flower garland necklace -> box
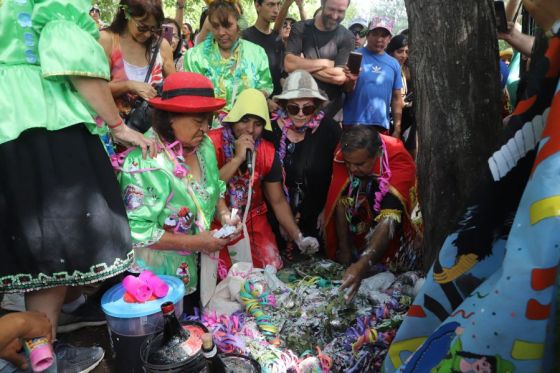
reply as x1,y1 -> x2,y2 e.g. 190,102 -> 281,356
157,137 -> 197,179
270,108 -> 324,165
157,136 -> 209,235
221,125 -> 260,210
345,137 -> 392,230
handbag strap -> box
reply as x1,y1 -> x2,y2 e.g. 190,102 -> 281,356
144,37 -> 163,83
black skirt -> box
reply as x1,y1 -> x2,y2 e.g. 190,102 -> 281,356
0,125 -> 133,292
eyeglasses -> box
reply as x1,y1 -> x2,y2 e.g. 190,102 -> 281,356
282,21 -> 293,29
129,16 -> 161,34
286,104 -> 316,116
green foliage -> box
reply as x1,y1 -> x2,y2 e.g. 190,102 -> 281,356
95,0 -> 119,23
94,0 -> 371,31
93,0 -> 404,33
498,39 -> 511,51
346,0 -> 408,33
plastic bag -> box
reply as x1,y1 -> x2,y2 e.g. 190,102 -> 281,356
206,262 -> 255,315
359,271 -> 396,293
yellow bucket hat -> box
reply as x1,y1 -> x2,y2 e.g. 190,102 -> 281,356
500,48 -> 513,58
222,89 -> 271,131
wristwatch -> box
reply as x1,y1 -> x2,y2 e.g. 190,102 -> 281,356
176,2 -> 185,9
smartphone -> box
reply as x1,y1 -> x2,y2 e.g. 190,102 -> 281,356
347,52 -> 363,75
162,25 -> 174,44
494,1 -> 508,33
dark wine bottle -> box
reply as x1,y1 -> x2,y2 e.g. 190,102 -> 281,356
161,301 -> 189,344
201,333 -> 227,373
148,302 -> 191,365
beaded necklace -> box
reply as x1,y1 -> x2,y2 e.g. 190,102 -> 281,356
203,35 -> 244,105
345,137 -> 391,231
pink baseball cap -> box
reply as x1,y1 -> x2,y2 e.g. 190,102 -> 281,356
368,16 -> 395,35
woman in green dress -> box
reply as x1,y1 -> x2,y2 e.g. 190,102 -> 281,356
184,0 -> 273,124
118,72 -> 241,311
0,0 -> 154,370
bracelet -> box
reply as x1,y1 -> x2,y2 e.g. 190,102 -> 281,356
545,20 -> 560,38
360,246 -> 376,259
108,118 -> 124,129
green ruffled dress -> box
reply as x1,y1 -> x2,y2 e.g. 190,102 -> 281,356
0,0 -> 133,292
0,0 -> 109,145
117,135 -> 226,295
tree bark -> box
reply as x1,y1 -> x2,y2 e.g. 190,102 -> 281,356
404,0 -> 503,270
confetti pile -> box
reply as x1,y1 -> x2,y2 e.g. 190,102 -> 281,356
186,259 -> 424,372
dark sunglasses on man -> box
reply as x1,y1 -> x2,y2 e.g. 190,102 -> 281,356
350,28 -> 368,38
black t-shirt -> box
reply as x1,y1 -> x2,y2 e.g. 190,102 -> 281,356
242,26 -> 284,96
285,20 -> 354,116
264,118 -> 341,235
263,152 -> 283,183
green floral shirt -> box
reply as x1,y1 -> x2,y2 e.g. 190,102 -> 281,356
117,135 -> 225,294
184,37 -> 273,115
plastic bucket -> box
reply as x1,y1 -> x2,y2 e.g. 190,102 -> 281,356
101,275 -> 185,372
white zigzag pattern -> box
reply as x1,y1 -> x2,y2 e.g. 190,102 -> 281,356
488,108 -> 550,181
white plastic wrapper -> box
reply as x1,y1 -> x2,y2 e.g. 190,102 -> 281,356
359,271 -> 396,293
357,289 -> 393,307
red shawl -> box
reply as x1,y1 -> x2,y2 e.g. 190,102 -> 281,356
324,134 -> 418,264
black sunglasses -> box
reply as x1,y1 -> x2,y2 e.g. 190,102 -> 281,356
283,21 -> 294,29
286,104 -> 316,116
351,29 -> 368,38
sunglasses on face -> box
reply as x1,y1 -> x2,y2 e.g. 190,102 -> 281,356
282,22 -> 293,29
286,103 -> 316,116
351,29 -> 368,38
129,16 -> 161,34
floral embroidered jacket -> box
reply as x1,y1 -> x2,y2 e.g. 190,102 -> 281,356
117,135 -> 225,294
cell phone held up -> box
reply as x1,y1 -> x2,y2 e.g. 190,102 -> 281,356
162,25 -> 174,44
494,0 -> 508,34
347,51 -> 362,75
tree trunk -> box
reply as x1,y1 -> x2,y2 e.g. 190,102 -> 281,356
404,0 -> 503,270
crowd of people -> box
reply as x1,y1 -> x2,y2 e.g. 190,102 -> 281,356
0,0 -> 558,371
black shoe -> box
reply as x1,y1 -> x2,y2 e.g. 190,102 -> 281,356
54,342 -> 104,373
57,297 -> 106,334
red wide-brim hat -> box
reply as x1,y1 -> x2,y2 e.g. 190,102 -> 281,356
149,72 -> 226,113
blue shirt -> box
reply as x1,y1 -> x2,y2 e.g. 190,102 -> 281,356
342,48 -> 402,129
499,59 -> 509,89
